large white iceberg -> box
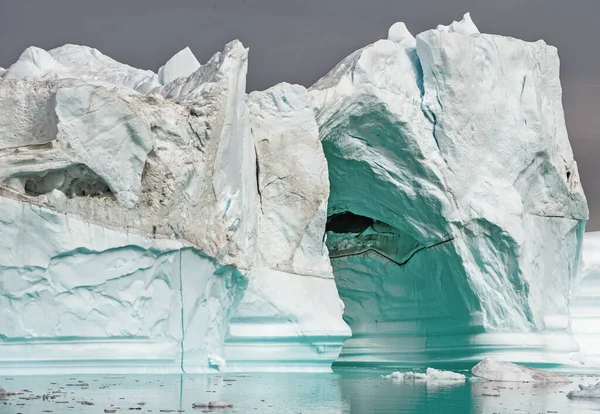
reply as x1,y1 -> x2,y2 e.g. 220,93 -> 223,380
0,41 -> 349,374
0,13 -> 592,373
311,13 -> 587,368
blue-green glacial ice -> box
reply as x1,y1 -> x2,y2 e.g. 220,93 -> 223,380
0,12 -> 596,375
311,13 -> 589,369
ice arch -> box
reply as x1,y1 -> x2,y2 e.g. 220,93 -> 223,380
310,15 -> 587,368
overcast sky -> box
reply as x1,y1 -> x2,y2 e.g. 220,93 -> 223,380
2,0 -> 599,228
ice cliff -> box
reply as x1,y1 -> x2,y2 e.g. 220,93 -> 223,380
0,13 -> 593,373
311,13 -> 588,368
0,41 -> 349,373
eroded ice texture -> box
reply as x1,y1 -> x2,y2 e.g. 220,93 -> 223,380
0,39 -> 348,373
310,13 -> 588,367
222,83 -> 350,371
0,197 -> 246,374
471,358 -> 570,383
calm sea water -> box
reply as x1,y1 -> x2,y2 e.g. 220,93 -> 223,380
2,371 -> 600,413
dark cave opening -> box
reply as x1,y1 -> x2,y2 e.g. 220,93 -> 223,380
326,212 -> 374,234
22,164 -> 113,199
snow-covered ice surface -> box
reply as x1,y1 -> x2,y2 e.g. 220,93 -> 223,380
311,13 -> 588,368
471,358 -> 571,382
0,12 -> 595,373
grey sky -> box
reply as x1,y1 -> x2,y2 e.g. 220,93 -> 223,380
2,0 -> 599,228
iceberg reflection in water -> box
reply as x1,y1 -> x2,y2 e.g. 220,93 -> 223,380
2,372 -> 600,414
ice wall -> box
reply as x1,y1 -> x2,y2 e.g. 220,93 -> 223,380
0,196 -> 247,374
0,41 -> 349,373
310,13 -> 588,368
223,83 -> 351,371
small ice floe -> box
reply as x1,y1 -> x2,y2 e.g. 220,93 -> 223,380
567,382 -> 600,399
471,358 -> 570,383
192,401 -> 233,409
0,387 -> 20,399
382,367 -> 466,381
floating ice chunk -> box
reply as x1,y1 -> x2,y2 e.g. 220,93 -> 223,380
567,382 -> 600,399
192,401 -> 233,408
383,371 -> 406,380
158,47 -> 201,85
383,368 -> 465,381
471,358 -> 571,383
0,387 -> 18,397
424,368 -> 466,381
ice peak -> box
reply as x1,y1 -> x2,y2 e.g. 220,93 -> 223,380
158,46 -> 201,85
222,39 -> 248,59
4,46 -> 69,79
436,12 -> 480,35
387,22 -> 416,47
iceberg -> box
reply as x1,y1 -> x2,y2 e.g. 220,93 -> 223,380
0,13 -> 592,373
471,358 -> 571,382
311,12 -> 587,368
0,40 -> 349,374
567,382 -> 600,399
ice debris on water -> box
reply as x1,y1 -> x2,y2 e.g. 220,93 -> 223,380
471,358 -> 571,383
192,401 -> 233,408
382,368 -> 466,381
567,382 -> 600,399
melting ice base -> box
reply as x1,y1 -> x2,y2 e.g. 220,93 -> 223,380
2,372 -> 600,414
